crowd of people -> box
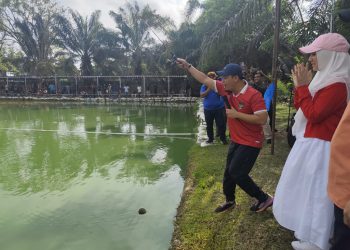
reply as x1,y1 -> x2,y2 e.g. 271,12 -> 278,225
177,32 -> 350,250
0,78 -> 191,98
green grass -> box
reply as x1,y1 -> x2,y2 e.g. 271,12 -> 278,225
171,104 -> 295,250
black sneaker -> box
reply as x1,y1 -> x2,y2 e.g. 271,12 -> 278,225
206,139 -> 213,144
214,201 -> 235,213
250,195 -> 273,212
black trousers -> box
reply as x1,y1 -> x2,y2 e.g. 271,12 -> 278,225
223,142 -> 267,202
331,205 -> 350,250
204,108 -> 226,142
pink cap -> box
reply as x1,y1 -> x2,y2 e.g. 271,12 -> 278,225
299,33 -> 350,54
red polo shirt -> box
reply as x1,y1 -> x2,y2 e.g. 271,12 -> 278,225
215,80 -> 266,148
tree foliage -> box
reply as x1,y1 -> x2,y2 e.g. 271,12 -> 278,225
0,49 -> 19,74
336,0 -> 350,41
0,0 -> 61,75
92,29 -> 127,76
110,1 -> 175,75
54,10 -> 105,76
170,0 -> 347,78
0,0 -> 348,80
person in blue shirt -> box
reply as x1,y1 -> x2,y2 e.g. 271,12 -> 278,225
48,83 -> 56,94
251,71 -> 275,144
200,71 -> 227,144
263,82 -> 275,144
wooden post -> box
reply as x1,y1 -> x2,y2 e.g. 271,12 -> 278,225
330,0 -> 335,32
271,0 -> 281,155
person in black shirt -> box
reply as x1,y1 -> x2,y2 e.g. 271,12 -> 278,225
251,71 -> 268,95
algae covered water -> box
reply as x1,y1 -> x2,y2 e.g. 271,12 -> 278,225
0,103 -> 197,250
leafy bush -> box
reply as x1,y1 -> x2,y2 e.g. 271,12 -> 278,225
277,80 -> 292,102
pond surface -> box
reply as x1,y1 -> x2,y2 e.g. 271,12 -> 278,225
0,103 -> 198,250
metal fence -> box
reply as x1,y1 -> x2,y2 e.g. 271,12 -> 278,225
0,75 -> 190,98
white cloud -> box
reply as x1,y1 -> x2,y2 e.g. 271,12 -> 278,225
54,0 -> 188,30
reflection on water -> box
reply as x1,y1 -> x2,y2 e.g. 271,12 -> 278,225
0,103 -> 197,250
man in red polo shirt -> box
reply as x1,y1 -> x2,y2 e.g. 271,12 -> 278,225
176,59 -> 273,213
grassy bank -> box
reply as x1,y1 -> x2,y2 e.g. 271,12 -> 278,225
171,104 -> 294,250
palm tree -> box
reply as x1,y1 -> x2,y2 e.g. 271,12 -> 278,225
93,29 -> 127,76
55,10 -> 104,76
168,22 -> 201,69
14,13 -> 56,75
110,1 -> 175,75
0,0 -> 60,75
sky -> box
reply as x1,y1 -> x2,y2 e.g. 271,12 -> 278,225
55,0 -> 189,30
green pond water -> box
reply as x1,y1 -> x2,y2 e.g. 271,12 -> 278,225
0,103 -> 198,250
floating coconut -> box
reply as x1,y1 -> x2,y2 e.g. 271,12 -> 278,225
138,208 -> 146,215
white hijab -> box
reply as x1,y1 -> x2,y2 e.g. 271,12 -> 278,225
292,50 -> 350,139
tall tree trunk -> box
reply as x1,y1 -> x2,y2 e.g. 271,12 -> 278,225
81,53 -> 93,76
133,50 -> 142,75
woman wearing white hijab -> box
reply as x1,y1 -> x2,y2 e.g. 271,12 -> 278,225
273,33 -> 350,250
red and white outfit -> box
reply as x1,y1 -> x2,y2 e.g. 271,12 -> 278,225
273,50 -> 350,250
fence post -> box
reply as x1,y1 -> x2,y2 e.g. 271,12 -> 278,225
6,77 -> 9,96
167,76 -> 170,97
75,77 -> 78,97
119,77 -> 121,96
55,75 -> 58,95
24,77 -> 27,95
143,76 -> 146,97
96,76 -> 99,98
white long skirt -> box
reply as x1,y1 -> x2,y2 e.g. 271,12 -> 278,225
273,137 -> 334,250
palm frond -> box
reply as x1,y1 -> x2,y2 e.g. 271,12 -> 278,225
246,17 -> 274,54
14,19 -> 39,59
185,0 -> 203,21
200,0 -> 273,55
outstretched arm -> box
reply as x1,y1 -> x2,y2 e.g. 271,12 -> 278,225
176,58 -> 216,90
